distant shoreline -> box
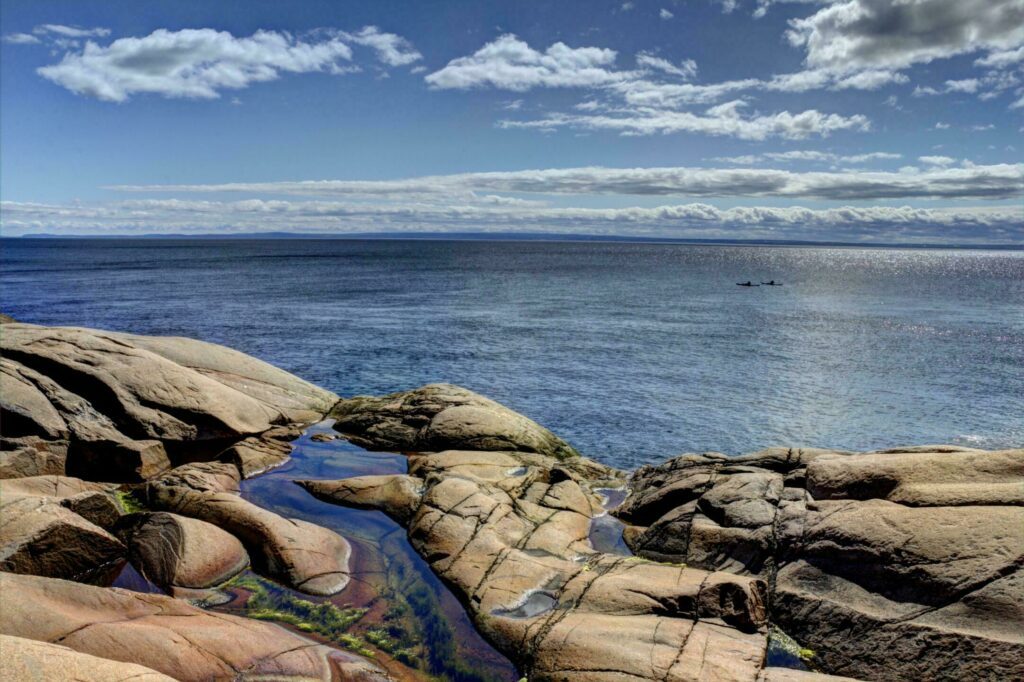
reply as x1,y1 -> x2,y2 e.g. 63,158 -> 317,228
7,232 -> 1023,250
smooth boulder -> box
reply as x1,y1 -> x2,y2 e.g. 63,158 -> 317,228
119,511 -> 249,592
331,383 -> 580,459
146,478 -> 351,595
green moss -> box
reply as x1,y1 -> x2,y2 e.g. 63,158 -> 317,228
114,489 -> 146,514
228,574 -> 369,654
768,625 -> 817,668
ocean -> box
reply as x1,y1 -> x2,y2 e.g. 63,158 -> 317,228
2,238 -> 1022,468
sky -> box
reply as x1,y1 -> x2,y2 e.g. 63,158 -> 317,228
1,0 -> 1022,244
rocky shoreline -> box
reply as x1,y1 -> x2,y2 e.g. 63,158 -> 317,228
1,319 -> 1021,681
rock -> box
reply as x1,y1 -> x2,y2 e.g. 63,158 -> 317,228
806,447 -> 1024,506
620,446 -> 1024,681
67,437 -> 172,483
146,479 -> 350,595
0,572 -> 386,681
0,322 -> 338,481
298,446 -> 774,682
218,424 -> 298,476
61,490 -> 123,529
298,474 -> 423,524
310,432 -> 337,442
0,476 -> 126,583
0,635 -> 175,682
118,511 -> 248,592
151,460 -> 241,493
0,359 -> 69,440
331,383 -> 580,459
1,474 -> 112,501
119,330 -> 338,423
0,436 -> 68,478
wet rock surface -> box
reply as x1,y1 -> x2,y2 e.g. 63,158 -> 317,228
619,446 -> 1024,682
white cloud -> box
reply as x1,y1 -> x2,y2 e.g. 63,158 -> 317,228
340,26 -> 421,66
424,34 -> 622,91
786,0 -> 1024,72
37,27 -> 420,102
636,53 -> 698,80
934,122 -> 951,129
914,78 -> 982,96
3,33 -> 42,45
3,199 -> 1020,243
106,163 -> 1024,201
975,46 -> 1024,68
970,123 -> 996,130
660,9 -> 675,20
711,150 -> 902,165
499,100 -> 869,140
34,24 -> 110,38
621,2 -> 635,11
831,69 -> 908,90
919,155 -> 956,166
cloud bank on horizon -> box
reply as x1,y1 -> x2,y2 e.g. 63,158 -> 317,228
1,0 -> 1021,243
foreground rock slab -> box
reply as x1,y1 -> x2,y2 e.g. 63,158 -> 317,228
620,446 -> 1024,682
0,634 -> 176,682
0,572 -> 386,681
0,322 -> 338,482
331,383 -> 581,460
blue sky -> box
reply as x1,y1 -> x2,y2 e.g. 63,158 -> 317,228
1,0 -> 1021,243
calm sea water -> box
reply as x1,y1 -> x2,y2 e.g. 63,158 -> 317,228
2,238 -> 1022,468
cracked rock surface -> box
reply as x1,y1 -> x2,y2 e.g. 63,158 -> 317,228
619,446 -> 1024,681
300,385 -> 852,682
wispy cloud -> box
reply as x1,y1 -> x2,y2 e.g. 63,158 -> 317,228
498,101 -> 869,140
635,53 -> 697,80
34,24 -> 111,39
106,163 -> 1024,201
339,26 -> 422,67
2,33 -> 41,45
710,150 -> 902,165
3,199 -> 1020,243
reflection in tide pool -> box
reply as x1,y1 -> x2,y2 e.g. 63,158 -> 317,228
216,422 -> 518,682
